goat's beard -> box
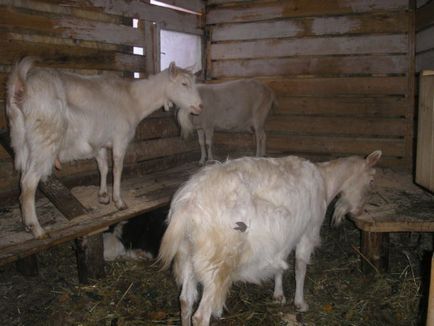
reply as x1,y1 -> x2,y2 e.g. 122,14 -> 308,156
177,109 -> 194,139
331,196 -> 351,226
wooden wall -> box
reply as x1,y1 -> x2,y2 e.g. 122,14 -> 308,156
0,0 -> 204,196
205,0 -> 415,168
416,0 -> 434,71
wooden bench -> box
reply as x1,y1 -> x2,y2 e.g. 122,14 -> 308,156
350,168 -> 434,273
0,162 -> 198,281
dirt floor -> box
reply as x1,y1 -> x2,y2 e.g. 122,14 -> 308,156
0,208 -> 432,326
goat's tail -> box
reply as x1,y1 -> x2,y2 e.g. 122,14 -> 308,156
7,57 -> 35,110
177,108 -> 194,139
157,200 -> 191,270
6,57 -> 35,171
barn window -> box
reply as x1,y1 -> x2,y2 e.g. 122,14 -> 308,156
160,29 -> 202,73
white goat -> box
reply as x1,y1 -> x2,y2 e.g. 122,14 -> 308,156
6,57 -> 203,239
177,79 -> 275,165
159,151 -> 382,326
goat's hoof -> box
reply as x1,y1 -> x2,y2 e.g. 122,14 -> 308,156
98,193 -> 110,205
273,294 -> 287,305
28,224 -> 47,239
295,301 -> 309,312
115,201 -> 128,210
198,160 -> 205,166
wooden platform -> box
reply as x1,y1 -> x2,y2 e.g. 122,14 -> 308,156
350,168 -> 434,273
0,162 -> 198,267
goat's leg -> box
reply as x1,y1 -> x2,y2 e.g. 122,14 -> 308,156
193,267 -> 231,326
204,129 -> 214,162
95,148 -> 110,205
255,128 -> 266,157
273,271 -> 286,304
179,264 -> 198,325
197,129 -> 206,166
20,168 -> 45,239
294,235 -> 315,312
112,145 -> 127,210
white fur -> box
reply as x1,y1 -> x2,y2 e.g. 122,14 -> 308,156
6,57 -> 203,238
159,151 -> 382,326
179,79 -> 275,165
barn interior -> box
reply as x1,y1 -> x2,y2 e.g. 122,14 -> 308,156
0,0 -> 433,325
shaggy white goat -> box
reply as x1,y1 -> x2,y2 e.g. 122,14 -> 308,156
159,151 -> 382,325
6,57 -> 203,238
177,79 -> 275,165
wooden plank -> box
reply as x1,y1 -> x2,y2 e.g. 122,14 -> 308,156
207,0 -> 409,24
275,97 -> 408,118
0,37 -> 146,72
0,163 -> 199,266
416,74 -> 434,191
210,55 -> 408,78
211,12 -> 409,41
265,76 -> 408,96
416,49 -> 434,72
73,0 -> 202,34
265,116 -> 408,137
416,0 -> 434,31
135,117 -> 180,141
214,133 -> 405,157
0,6 -> 146,47
125,137 -> 197,163
416,25 -> 434,53
210,34 -> 408,60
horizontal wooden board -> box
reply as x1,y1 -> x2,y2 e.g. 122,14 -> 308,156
74,0 -> 202,34
0,6 -> 146,47
210,34 -> 408,60
207,0 -> 409,24
416,25 -> 434,53
214,133 -> 405,157
265,76 -> 408,96
2,0 -> 202,33
265,116 -> 408,137
416,49 -> 434,72
210,55 -> 408,78
416,0 -> 434,31
274,96 -> 408,118
135,117 -> 180,141
0,37 -> 146,72
211,12 -> 409,41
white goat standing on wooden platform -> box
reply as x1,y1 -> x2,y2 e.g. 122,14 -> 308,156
6,57 -> 203,239
159,151 -> 382,326
177,79 -> 275,165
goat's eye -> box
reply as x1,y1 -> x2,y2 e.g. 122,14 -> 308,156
182,82 -> 188,87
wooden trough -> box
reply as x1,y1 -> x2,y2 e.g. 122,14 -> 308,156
351,168 -> 434,273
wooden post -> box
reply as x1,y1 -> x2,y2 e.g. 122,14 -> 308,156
360,231 -> 389,274
75,233 -> 105,284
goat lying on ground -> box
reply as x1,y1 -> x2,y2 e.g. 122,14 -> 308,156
103,206 -> 168,261
6,57 -> 203,238
159,151 -> 382,326
177,79 -> 275,165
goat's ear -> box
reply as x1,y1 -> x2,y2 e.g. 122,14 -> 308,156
366,150 -> 382,167
169,62 -> 177,79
